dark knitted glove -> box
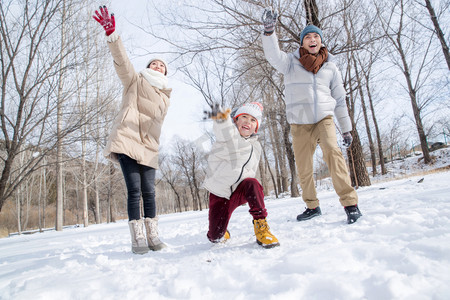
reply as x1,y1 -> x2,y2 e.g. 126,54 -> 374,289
261,7 -> 277,34
343,132 -> 353,148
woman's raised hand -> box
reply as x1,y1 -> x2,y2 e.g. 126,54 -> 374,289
93,6 -> 115,36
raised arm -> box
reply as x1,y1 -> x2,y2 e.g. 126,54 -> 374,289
93,6 -> 137,88
260,8 -> 291,74
92,6 -> 115,36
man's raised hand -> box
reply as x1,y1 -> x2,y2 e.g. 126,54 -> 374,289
261,7 -> 277,34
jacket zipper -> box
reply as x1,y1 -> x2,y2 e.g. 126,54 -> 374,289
313,73 -> 318,123
230,144 -> 254,194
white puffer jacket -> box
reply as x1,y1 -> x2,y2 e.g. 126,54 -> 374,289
202,118 -> 261,199
261,32 -> 352,133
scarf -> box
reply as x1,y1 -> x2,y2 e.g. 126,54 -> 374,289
299,47 -> 329,74
140,68 -> 168,90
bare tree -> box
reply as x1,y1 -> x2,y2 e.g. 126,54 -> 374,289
342,2 -> 379,177
375,0 -> 446,164
55,0 -> 69,231
172,138 -> 207,211
0,0 -> 79,214
340,1 -> 372,186
352,57 -> 377,176
0,0 -> 123,233
159,154 -> 184,213
357,51 -> 388,175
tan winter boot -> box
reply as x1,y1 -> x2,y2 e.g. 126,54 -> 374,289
253,218 -> 280,249
128,219 -> 149,254
144,217 -> 167,251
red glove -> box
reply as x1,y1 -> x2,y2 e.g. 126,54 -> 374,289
93,6 -> 115,36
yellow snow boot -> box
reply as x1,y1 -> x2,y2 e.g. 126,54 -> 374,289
219,230 -> 230,243
253,218 -> 280,249
223,230 -> 230,241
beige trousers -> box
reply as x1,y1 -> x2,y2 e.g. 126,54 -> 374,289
291,116 -> 358,209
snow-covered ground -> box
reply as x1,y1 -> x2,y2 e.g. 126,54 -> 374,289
1,149 -> 449,300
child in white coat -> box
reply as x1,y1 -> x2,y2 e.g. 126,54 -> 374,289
203,102 -> 280,248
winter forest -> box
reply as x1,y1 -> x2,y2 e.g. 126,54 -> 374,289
0,0 -> 449,237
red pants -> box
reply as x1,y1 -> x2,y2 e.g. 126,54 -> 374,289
207,178 -> 268,242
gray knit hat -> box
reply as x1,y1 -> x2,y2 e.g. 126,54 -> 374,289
299,25 -> 323,45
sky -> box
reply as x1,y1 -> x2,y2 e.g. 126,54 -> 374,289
1,148 -> 449,299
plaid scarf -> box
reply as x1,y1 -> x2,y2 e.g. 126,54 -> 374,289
299,47 -> 329,74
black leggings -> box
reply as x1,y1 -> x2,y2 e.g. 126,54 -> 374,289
118,154 -> 156,220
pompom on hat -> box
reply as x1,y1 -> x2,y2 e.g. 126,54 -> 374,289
299,24 -> 323,46
233,102 -> 264,133
147,58 -> 168,75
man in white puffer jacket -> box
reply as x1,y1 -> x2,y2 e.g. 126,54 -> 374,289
260,8 -> 362,224
203,102 -> 279,248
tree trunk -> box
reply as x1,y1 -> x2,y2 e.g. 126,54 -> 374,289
267,117 -> 281,195
258,158 -> 270,197
345,62 -> 371,187
168,179 -> 182,212
280,109 -> 300,197
81,85 -> 89,227
424,0 -> 450,69
82,140 -> 89,227
55,0 -> 68,231
396,37 -> 431,163
94,35 -> 102,224
43,161 -> 47,228
38,164 -> 43,232
262,147 -> 278,198
271,117 -> 289,192
191,153 -> 203,211
107,162 -> 116,223
347,131 -> 371,187
55,70 -> 64,231
0,158 -> 14,213
364,69 -> 387,175
304,0 -> 321,27
16,189 -> 22,234
352,57 -> 377,176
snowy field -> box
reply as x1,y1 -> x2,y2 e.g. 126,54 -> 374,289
1,149 -> 449,300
